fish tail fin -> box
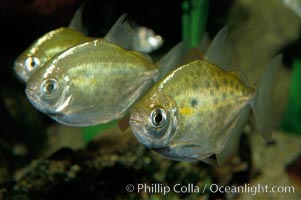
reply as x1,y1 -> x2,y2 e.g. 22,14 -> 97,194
156,41 -> 189,81
250,55 -> 283,141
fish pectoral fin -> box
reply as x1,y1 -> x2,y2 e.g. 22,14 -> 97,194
168,140 -> 199,149
118,113 -> 130,131
204,26 -> 233,71
216,106 -> 251,166
200,155 -> 218,165
168,141 -> 217,164
104,14 -> 135,50
68,3 -> 88,35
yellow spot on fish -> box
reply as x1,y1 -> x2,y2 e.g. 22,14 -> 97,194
179,107 -> 193,115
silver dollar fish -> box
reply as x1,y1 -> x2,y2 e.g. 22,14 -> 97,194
129,27 -> 283,165
25,29 -> 185,126
14,4 -> 139,83
14,4 -> 90,82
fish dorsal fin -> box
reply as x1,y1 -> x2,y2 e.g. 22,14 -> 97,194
68,3 -> 88,35
156,41 -> 188,81
230,70 -> 249,85
204,26 -> 233,71
182,34 -> 210,64
197,32 -> 210,53
104,14 -> 135,50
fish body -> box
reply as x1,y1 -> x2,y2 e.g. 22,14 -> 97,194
25,38 -> 185,126
25,39 -> 157,126
130,60 -> 254,164
14,27 -> 93,82
129,27 -> 282,165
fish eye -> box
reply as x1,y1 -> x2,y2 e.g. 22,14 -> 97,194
150,108 -> 167,128
25,57 -> 40,71
41,78 -> 58,95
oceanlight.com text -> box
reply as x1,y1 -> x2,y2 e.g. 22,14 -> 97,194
209,183 -> 295,196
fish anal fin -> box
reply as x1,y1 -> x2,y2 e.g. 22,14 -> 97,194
216,106 -> 251,166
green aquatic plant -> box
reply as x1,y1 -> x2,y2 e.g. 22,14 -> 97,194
182,0 -> 209,47
82,120 -> 117,143
281,58 -> 301,134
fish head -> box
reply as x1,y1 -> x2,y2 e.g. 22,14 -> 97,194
25,62 -> 72,116
14,50 -> 48,82
130,90 -> 179,149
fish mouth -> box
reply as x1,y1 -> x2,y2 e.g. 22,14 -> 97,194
25,88 -> 35,96
25,88 -> 44,112
14,63 -> 28,82
13,61 -> 23,71
129,117 -> 143,124
25,87 -> 57,115
129,112 -> 144,125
